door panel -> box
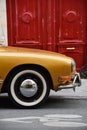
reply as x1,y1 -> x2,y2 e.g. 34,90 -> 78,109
59,0 -> 86,42
7,0 -> 59,51
58,0 -> 87,70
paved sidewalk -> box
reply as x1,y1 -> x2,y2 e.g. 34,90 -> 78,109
50,79 -> 87,99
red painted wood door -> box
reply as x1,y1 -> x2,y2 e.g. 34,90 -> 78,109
58,0 -> 87,70
6,0 -> 59,51
6,0 -> 87,70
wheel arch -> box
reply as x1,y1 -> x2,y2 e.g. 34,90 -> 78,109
2,64 -> 53,93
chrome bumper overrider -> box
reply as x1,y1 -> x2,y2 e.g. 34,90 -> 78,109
58,73 -> 81,91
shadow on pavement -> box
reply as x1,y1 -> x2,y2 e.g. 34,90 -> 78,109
0,94 -> 15,109
0,94 -> 86,109
43,95 -> 84,109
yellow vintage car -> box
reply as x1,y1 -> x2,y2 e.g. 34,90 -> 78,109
0,46 -> 81,108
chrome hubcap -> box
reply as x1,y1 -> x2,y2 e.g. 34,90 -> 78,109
20,79 -> 38,97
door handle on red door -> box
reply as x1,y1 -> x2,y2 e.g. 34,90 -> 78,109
66,47 -> 75,50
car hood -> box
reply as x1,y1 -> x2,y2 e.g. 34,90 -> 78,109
0,46 -> 72,61
0,46 -> 61,55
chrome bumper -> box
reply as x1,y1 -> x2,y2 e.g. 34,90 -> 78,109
58,73 -> 81,91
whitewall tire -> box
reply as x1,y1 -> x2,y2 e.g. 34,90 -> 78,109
8,69 -> 50,108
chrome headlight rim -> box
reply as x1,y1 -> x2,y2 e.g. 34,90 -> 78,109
71,59 -> 76,72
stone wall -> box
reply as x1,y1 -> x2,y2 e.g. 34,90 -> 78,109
0,0 -> 7,46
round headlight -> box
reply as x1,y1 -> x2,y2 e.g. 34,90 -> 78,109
71,59 -> 76,72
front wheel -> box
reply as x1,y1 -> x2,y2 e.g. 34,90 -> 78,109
8,69 -> 50,108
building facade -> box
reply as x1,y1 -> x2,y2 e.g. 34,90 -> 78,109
0,0 -> 87,71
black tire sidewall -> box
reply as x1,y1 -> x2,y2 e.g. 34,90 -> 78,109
8,69 -> 50,108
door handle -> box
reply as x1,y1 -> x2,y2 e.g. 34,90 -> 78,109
66,47 -> 75,50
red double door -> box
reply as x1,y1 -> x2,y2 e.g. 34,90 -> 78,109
6,0 -> 87,70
